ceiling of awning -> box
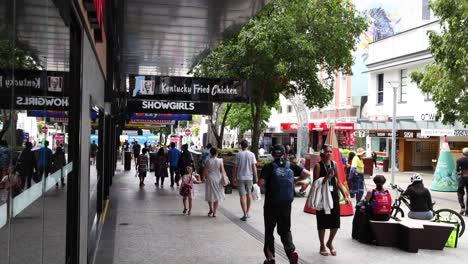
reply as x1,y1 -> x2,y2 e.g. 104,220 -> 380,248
123,0 -> 269,76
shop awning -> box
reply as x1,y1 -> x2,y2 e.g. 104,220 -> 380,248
356,120 -> 467,131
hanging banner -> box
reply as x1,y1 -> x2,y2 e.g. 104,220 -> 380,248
129,75 -> 250,103
0,96 -> 69,111
126,99 -> 213,115
127,113 -> 192,121
0,69 -> 67,95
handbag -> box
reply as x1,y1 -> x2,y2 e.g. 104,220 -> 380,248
179,176 -> 192,196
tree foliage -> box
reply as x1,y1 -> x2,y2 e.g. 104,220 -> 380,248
192,0 -> 368,155
411,0 -> 468,125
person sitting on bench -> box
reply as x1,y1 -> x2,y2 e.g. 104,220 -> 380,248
404,174 -> 433,220
364,175 -> 392,221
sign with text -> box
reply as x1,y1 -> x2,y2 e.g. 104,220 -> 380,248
0,69 -> 67,95
127,113 -> 192,121
126,100 -> 213,115
421,129 -> 455,137
0,96 -> 69,110
129,75 -> 250,103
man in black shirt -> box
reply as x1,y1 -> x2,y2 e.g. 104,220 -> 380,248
259,144 -> 301,264
456,148 -> 468,216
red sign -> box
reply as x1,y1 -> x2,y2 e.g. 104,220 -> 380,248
185,128 -> 191,136
281,122 -> 329,131
335,122 -> 355,130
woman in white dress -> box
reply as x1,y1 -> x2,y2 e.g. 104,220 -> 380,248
203,147 -> 226,217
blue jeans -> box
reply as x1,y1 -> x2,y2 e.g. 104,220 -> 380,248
351,173 -> 364,202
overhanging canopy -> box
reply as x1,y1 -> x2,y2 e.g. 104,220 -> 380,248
123,0 -> 269,76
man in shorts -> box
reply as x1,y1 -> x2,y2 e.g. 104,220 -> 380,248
233,140 -> 258,221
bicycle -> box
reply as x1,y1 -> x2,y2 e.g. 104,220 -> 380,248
389,183 -> 465,237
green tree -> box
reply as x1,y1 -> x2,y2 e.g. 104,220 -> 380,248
411,0 -> 468,125
192,0 -> 368,155
0,34 -> 42,144
225,101 -> 278,144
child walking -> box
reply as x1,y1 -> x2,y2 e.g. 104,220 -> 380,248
137,148 -> 149,187
180,166 -> 202,215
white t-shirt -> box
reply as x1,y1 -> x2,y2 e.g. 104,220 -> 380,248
235,150 -> 257,181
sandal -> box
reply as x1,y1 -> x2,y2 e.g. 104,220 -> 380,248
183,209 -> 187,214
326,244 -> 336,256
319,247 -> 329,256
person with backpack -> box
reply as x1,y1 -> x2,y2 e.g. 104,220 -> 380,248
180,166 -> 202,215
178,144 -> 193,175
258,144 -> 299,264
364,175 -> 392,221
313,144 -> 350,257
137,148 -> 149,187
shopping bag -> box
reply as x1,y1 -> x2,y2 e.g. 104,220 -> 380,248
445,224 -> 459,248
252,184 -> 261,201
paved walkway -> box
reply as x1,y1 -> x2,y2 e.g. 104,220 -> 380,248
95,166 -> 468,264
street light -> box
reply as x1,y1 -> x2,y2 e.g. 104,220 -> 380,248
387,81 -> 400,184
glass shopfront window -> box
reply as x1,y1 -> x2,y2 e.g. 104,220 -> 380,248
0,0 -> 71,263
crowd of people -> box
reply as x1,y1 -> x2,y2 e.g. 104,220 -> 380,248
122,138 -> 468,264
0,140 -> 67,201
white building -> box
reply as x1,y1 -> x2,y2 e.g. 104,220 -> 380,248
360,20 -> 468,171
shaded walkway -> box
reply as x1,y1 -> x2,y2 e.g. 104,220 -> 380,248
96,166 -> 468,264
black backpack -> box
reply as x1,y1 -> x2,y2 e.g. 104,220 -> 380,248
269,161 -> 294,205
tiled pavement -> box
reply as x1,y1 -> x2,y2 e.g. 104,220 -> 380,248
96,166 -> 468,264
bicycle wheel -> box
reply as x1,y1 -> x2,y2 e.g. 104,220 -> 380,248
391,207 -> 404,219
433,209 -> 465,237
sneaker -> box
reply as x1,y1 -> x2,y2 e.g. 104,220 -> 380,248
240,216 -> 247,221
263,260 -> 276,264
183,209 -> 187,214
460,209 -> 465,215
290,251 -> 298,264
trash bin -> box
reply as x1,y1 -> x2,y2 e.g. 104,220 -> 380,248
363,157 -> 374,176
124,151 -> 132,171
382,157 -> 389,172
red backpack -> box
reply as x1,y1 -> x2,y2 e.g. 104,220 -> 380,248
371,189 -> 392,215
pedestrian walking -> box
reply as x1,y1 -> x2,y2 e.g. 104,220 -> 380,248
137,148 -> 149,187
154,147 -> 168,187
313,144 -> 350,256
233,140 -> 258,221
90,140 -> 98,165
52,146 -> 66,187
350,148 -> 365,202
203,147 -> 226,218
132,139 -> 141,169
167,142 -> 181,187
199,143 -> 212,175
180,166 -> 202,215
38,140 -> 53,179
178,144 -> 193,174
258,144 -> 299,264
0,140 -> 12,178
345,151 -> 356,198
15,142 -> 38,189
457,148 -> 468,216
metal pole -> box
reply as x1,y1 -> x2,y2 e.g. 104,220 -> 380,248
391,84 -> 397,184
